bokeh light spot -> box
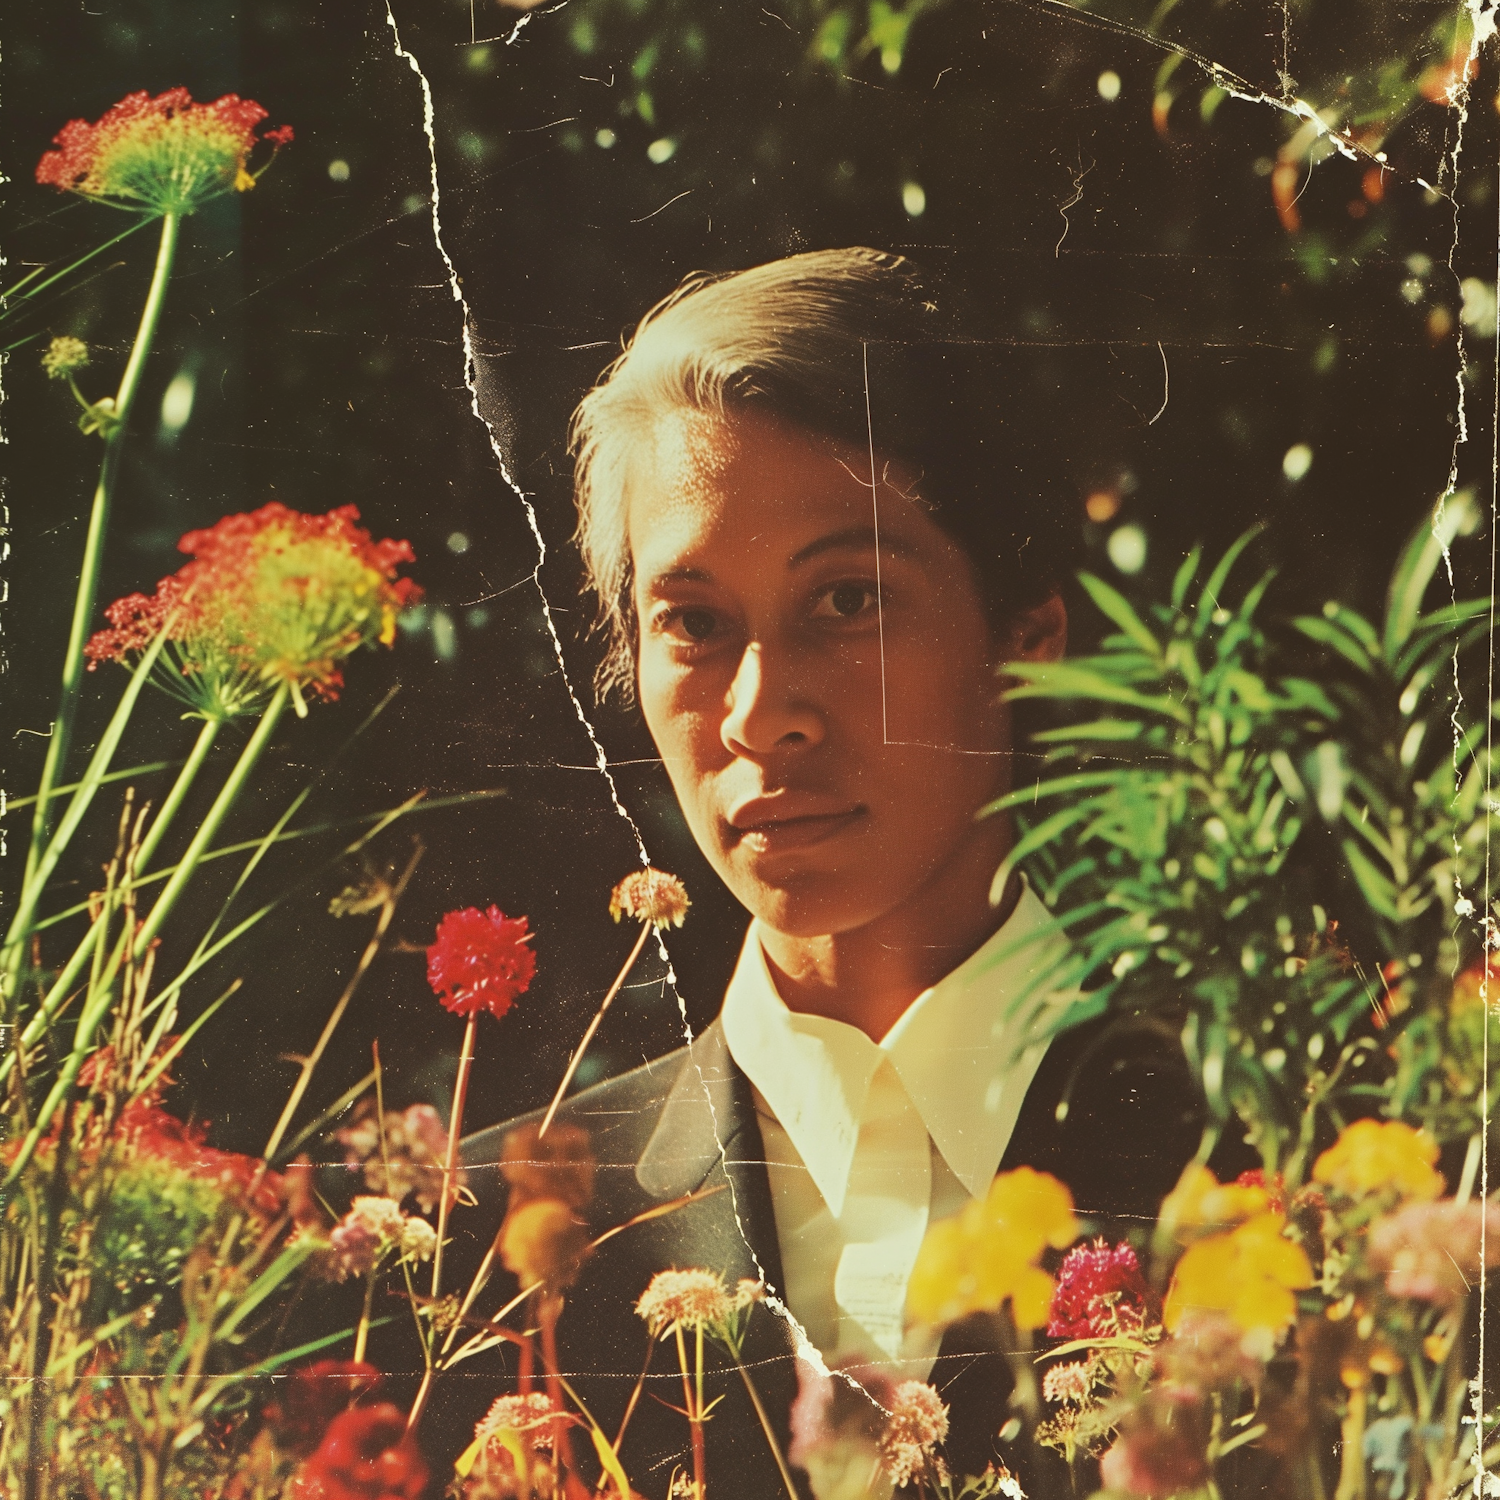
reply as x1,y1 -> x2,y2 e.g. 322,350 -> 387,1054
902,181 -> 927,217
327,159 -> 350,182
1282,443 -> 1314,481
1097,70 -> 1121,101
1086,491 -> 1121,523
1107,524 -> 1147,575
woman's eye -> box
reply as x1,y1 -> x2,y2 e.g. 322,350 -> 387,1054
655,606 -> 719,644
813,582 -> 878,620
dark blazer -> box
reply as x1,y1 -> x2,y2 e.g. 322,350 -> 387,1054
459,1012 -> 1207,1499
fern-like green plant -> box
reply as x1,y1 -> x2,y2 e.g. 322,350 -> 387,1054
989,497 -> 1495,1186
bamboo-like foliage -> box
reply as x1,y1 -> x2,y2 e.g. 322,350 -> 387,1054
992,496 -> 1495,1179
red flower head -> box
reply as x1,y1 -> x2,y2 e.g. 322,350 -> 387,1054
37,88 -> 292,215
291,1402 -> 428,1500
86,503 -> 420,721
426,906 -> 536,1021
1047,1237 -> 1150,1340
118,1103 -> 284,1219
267,1361 -> 382,1457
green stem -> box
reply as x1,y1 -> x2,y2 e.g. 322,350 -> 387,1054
134,718 -> 220,873
2,687 -> 287,1189
131,686 -> 287,961
7,719 -> 221,1063
25,211 -> 181,884
4,634 -> 167,983
735,1356 -> 799,1500
354,1272 -> 377,1365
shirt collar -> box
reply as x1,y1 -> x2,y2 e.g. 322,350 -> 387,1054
721,881 -> 1068,1217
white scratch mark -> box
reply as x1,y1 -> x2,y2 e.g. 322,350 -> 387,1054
1147,341 -> 1169,425
383,0 -> 646,865
862,342 -> 890,744
1053,151 -> 1095,257
629,189 -> 694,224
381,1 -> 801,1358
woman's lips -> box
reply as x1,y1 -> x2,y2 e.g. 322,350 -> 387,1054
728,806 -> 866,855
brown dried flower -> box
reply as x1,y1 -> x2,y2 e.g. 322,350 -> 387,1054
609,867 -> 690,929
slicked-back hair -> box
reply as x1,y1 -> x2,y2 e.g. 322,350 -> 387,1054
570,246 -> 1067,703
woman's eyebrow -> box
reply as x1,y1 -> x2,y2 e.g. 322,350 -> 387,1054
788,525 -> 918,568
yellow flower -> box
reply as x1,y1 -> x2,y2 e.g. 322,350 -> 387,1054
1163,1212 -> 1312,1340
907,1166 -> 1077,1329
1312,1119 -> 1443,1201
1157,1163 -> 1269,1243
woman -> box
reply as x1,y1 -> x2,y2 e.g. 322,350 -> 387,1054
462,248 -> 1201,1497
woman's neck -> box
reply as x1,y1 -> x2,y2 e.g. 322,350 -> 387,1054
755,816 -> 1019,1042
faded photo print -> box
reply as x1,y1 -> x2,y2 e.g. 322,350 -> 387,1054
2,2 -> 1498,1499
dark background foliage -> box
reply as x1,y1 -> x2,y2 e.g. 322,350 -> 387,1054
2,0 -> 1496,1423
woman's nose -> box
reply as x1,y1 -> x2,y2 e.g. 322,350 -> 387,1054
720,642 -> 826,758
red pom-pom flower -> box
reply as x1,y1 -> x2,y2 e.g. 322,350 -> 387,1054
1047,1237 -> 1150,1340
290,1402 -> 428,1500
426,907 -> 536,1021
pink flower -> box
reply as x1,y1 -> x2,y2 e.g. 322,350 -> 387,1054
1098,1387 -> 1210,1496
1047,1237 -> 1150,1339
788,1359 -> 894,1499
1367,1198 -> 1500,1306
1152,1308 -> 1265,1392
878,1381 -> 950,1489
426,907 -> 536,1021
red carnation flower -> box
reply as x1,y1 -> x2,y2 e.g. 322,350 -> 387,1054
268,1361 -> 382,1457
37,88 -> 292,215
1047,1237 -> 1150,1340
426,906 -> 536,1021
291,1402 -> 428,1500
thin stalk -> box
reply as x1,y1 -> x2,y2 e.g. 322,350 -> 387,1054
5,634 -> 166,978
407,1009 -> 479,1433
134,718 -> 220,873
3,688 -> 288,1186
606,1340 -> 656,1474
733,1356 -> 799,1500
2,214 -> 152,307
676,1322 -> 707,1498
538,920 -> 652,1138
353,1272 -> 377,1365
5,759 -> 182,811
130,684 -> 288,960
26,211 -> 181,883
429,1012 -> 478,1307
259,843 -> 421,1165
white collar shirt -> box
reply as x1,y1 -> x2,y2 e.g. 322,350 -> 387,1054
720,881 -> 1068,1376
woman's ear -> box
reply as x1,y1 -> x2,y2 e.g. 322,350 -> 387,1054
1000,592 -> 1067,666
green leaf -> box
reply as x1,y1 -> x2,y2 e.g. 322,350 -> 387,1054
214,1240 -> 319,1344
1171,546 -> 1203,609
986,771 -> 1132,815
1291,616 -> 1375,675
1077,572 -> 1163,657
1340,838 -> 1402,922
1384,489 -> 1479,661
1005,664 -> 1190,723
1195,526 -> 1263,629
1030,718 -> 1145,745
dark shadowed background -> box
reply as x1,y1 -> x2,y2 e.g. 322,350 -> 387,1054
3,0 -> 1496,1440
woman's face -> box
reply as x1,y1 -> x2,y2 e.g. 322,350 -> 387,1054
627,405 -> 1063,940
